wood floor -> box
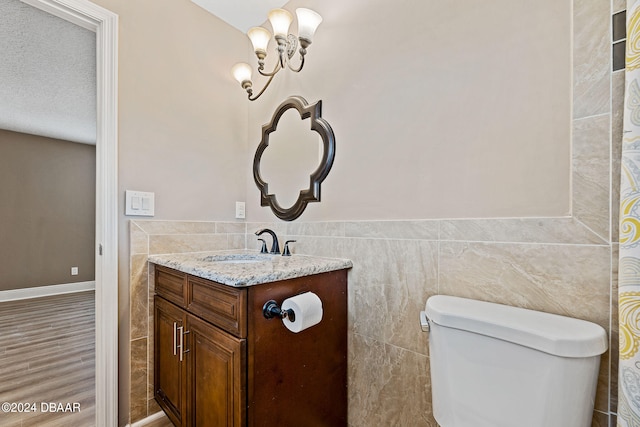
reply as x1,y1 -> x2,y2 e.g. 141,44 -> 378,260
0,291 -> 95,427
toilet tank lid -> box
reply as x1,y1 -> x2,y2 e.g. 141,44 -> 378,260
425,295 -> 608,357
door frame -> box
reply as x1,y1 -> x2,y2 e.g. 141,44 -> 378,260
20,0 -> 119,425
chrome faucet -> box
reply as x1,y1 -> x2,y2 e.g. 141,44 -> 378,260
255,228 -> 280,254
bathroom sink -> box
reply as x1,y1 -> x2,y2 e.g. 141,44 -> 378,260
215,259 -> 264,264
199,253 -> 274,264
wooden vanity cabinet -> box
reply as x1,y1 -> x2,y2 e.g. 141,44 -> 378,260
154,266 -> 247,427
153,264 -> 348,427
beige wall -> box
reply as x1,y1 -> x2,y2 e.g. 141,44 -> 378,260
246,0 -> 572,222
87,0 -> 250,423
0,129 -> 95,290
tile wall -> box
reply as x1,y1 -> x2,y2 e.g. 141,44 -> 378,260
128,217 -> 614,426
127,0 -> 622,425
128,221 -> 246,422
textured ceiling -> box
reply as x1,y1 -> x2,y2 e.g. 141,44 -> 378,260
0,0 -> 96,145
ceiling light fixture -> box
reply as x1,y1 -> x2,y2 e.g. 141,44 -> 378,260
232,8 -> 322,101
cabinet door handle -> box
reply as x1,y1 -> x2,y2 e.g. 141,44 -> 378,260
182,330 -> 190,358
177,326 -> 190,362
172,322 -> 178,356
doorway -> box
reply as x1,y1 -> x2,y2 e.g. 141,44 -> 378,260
18,0 -> 119,425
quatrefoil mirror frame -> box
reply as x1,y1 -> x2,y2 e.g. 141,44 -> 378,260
253,96 -> 336,221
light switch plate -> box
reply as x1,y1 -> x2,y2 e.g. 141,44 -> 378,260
235,201 -> 245,219
125,190 -> 155,216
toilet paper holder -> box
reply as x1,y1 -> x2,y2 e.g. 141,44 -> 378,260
262,300 -> 296,322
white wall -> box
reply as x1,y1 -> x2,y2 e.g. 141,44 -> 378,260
246,0 -> 572,222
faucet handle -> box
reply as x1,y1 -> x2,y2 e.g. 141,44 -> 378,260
282,240 -> 296,256
255,228 -> 280,254
257,238 -> 268,254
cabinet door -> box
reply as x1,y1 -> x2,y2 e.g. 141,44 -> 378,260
186,314 -> 246,427
155,296 -> 188,426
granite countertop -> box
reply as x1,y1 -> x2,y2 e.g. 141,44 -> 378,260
148,250 -> 353,287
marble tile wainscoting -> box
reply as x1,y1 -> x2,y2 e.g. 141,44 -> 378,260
129,218 -> 615,426
254,219 -> 615,426
128,221 -> 247,422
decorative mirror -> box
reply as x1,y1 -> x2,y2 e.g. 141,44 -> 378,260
253,96 -> 336,221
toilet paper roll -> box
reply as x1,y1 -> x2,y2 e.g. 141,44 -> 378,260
281,292 -> 323,333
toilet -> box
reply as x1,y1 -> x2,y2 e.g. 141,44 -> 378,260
421,295 -> 608,427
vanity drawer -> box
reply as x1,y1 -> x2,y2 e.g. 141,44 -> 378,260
155,266 -> 187,307
187,276 -> 247,338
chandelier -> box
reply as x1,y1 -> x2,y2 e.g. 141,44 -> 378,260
232,8 -> 322,101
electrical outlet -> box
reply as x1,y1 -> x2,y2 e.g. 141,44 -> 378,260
235,201 -> 246,219
71,267 -> 79,276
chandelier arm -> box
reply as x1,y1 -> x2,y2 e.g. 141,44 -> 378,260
248,73 -> 277,101
258,61 -> 282,77
287,54 -> 305,73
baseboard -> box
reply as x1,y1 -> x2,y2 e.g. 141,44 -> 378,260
126,411 -> 166,427
0,281 -> 95,302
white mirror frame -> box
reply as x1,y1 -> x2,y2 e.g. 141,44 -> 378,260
19,0 -> 119,425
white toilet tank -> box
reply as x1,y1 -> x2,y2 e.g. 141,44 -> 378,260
423,295 -> 608,427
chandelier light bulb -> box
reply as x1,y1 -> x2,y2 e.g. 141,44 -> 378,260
268,8 -> 293,38
296,8 -> 322,43
248,27 -> 271,58
231,62 -> 252,85
232,8 -> 322,101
